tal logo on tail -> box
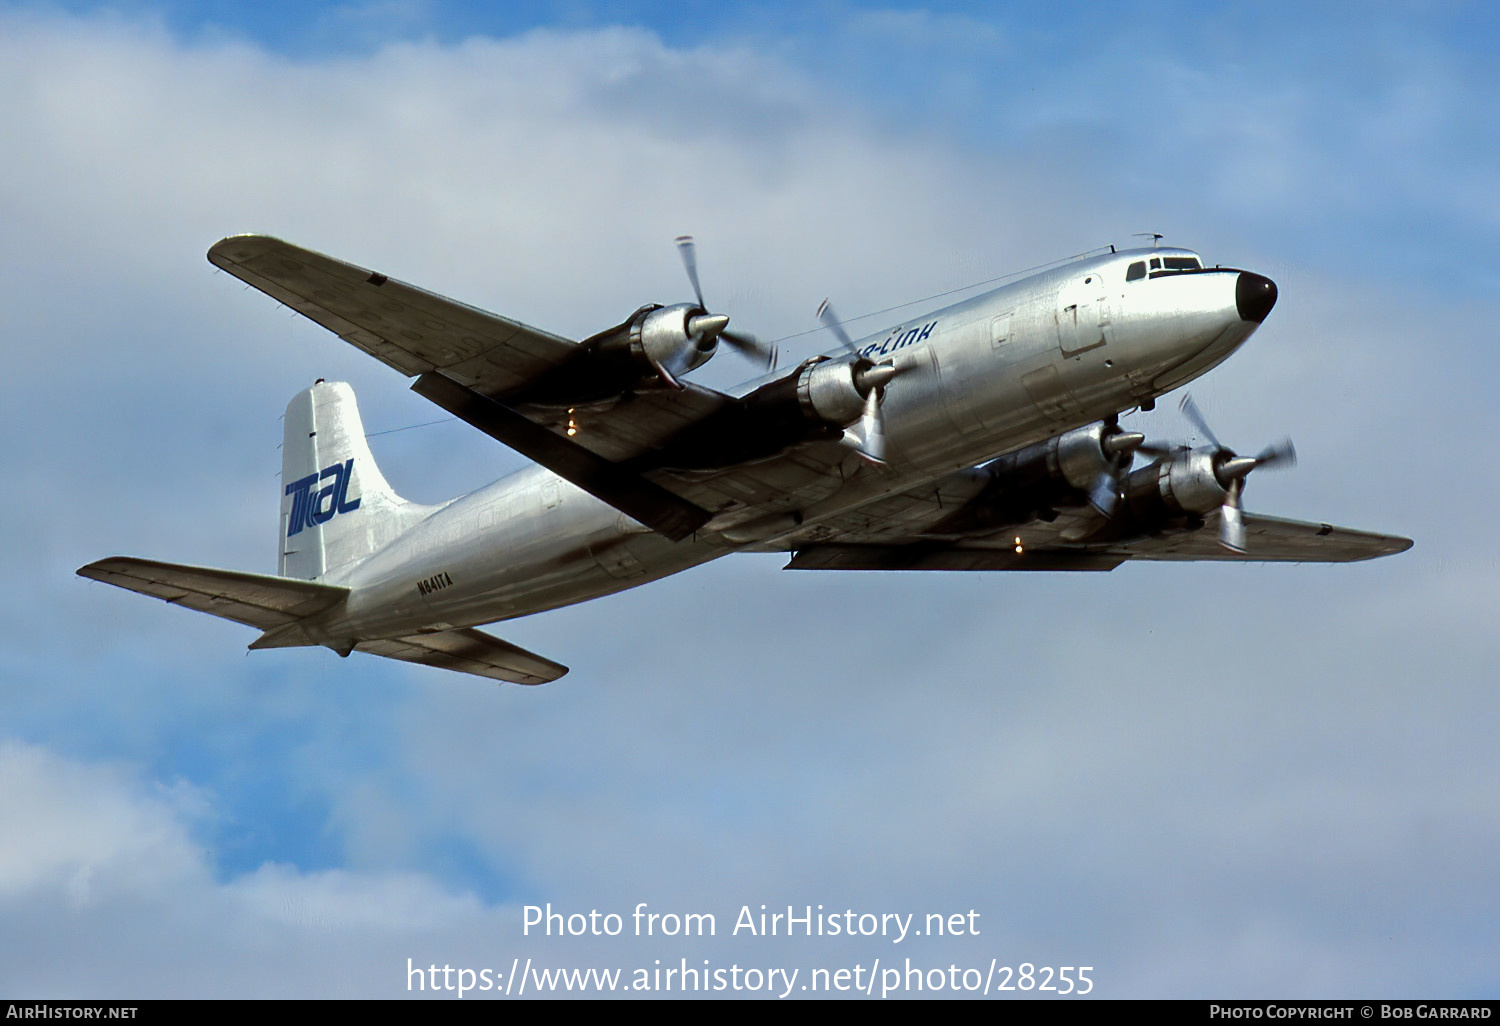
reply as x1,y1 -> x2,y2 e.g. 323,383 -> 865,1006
285,459 -> 361,537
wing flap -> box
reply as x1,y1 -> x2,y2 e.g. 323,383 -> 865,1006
357,628 -> 567,685
78,557 -> 347,630
207,235 -> 578,395
786,545 -> 1124,572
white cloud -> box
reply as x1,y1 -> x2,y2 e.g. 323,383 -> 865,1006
0,740 -> 209,904
0,738 -> 509,996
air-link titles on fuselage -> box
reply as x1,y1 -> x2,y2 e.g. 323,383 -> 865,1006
857,320 -> 937,360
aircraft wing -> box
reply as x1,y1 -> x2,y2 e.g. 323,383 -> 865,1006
1068,510 -> 1412,563
779,506 -> 1411,570
208,235 -> 580,396
207,235 -> 729,454
209,235 -> 752,540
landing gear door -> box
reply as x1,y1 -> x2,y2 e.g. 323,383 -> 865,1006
1057,273 -> 1107,355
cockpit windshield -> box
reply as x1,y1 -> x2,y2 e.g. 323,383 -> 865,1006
1127,253 -> 1204,282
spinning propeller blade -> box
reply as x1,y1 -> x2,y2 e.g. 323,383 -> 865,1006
674,236 -> 775,370
1169,394 -> 1297,552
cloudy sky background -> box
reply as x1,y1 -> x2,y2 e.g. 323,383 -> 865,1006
1,0 -> 1495,998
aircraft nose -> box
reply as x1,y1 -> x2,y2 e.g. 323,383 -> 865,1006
1236,271 -> 1278,323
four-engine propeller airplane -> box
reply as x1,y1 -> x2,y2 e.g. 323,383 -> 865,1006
79,236 -> 1412,684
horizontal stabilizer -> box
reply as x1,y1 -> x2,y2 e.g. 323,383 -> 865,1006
356,628 -> 567,686
78,557 -> 347,630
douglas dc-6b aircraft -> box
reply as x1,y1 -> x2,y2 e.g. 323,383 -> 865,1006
80,236 -> 1411,684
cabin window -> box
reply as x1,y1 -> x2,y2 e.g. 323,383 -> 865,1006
1126,261 -> 1146,281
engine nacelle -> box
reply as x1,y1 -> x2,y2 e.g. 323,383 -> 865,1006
994,422 -> 1131,493
797,356 -> 870,427
642,356 -> 888,472
582,303 -> 717,386
1124,447 -> 1228,517
931,422 -> 1136,534
635,303 -> 715,379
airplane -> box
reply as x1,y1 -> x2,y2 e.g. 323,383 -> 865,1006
78,235 -> 1412,685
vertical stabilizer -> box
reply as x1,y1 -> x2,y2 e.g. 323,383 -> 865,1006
280,380 -> 435,581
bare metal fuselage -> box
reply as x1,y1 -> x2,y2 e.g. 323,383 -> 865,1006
300,248 -> 1258,647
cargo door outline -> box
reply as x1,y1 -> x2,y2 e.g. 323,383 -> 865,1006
1057,274 -> 1107,356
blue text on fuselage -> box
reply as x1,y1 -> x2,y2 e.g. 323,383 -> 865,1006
858,320 -> 937,360
285,459 -> 360,537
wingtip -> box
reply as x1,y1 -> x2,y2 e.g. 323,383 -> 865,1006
206,233 -> 284,266
515,664 -> 570,686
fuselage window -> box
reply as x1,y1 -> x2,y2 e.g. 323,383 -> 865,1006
1149,257 -> 1162,270
1126,261 -> 1146,281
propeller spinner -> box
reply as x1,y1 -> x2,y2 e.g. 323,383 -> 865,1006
817,299 -> 909,464
1172,394 -> 1297,552
1086,427 -> 1146,517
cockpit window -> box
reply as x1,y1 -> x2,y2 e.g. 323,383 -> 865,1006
1147,254 -> 1206,278
1126,261 -> 1146,281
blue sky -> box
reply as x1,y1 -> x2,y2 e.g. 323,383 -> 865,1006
27,0 -> 1496,291
1,0 -> 1496,999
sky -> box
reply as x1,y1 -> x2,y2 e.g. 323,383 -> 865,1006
1,0 -> 1497,1000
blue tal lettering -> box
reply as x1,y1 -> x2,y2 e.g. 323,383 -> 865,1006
915,321 -> 935,343
335,458 -> 360,514
284,472 -> 318,537
310,463 -> 342,526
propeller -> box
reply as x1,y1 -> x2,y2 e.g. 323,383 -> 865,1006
1174,394 -> 1296,552
1086,428 -> 1146,517
817,299 -> 906,464
816,298 -> 859,355
674,236 -> 777,371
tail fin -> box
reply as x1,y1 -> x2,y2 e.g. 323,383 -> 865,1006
280,380 -> 435,581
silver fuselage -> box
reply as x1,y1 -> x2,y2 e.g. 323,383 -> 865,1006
306,248 -> 1261,644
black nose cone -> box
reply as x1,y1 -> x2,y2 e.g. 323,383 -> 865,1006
1236,271 -> 1278,323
